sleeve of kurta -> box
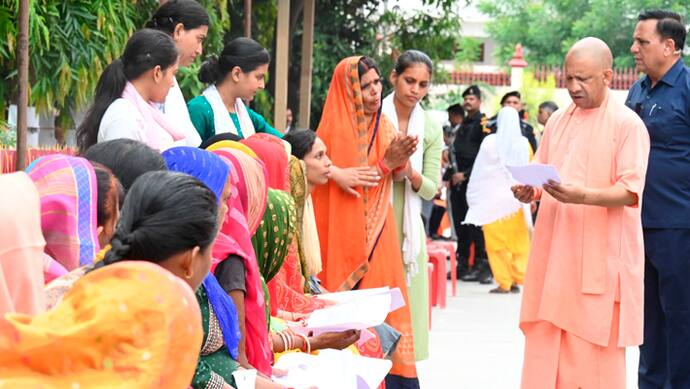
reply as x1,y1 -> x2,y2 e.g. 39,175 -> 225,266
614,117 -> 651,208
415,114 -> 444,201
99,105 -> 145,143
187,96 -> 215,143
248,108 -> 284,138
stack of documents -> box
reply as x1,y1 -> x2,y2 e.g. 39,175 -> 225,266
273,349 -> 393,389
290,287 -> 405,344
307,287 -> 404,334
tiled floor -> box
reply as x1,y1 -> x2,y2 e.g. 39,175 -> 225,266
416,280 -> 640,388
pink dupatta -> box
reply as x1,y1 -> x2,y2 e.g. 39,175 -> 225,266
121,82 -> 185,150
210,146 -> 272,376
0,172 -> 46,315
27,155 -> 100,272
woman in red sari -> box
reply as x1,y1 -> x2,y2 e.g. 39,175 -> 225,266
312,56 -> 419,388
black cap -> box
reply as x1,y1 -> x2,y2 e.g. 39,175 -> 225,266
447,103 -> 465,116
500,91 -> 521,105
462,85 -> 481,99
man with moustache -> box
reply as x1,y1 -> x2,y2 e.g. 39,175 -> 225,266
444,85 -> 491,283
625,10 -> 690,388
514,38 -> 649,388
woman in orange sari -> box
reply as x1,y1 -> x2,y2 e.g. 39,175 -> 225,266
312,56 -> 419,388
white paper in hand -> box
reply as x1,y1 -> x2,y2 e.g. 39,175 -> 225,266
306,287 -> 405,332
506,164 -> 561,187
272,349 -> 392,389
232,369 -> 257,389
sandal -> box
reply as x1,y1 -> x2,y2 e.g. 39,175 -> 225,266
489,287 -> 510,294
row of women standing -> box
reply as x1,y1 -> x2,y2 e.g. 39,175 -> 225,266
1,1 -> 444,388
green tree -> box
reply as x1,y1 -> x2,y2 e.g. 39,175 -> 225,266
479,0 -> 689,67
454,37 -> 483,69
302,0 -> 461,128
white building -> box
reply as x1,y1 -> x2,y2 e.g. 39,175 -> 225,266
457,2 -> 499,70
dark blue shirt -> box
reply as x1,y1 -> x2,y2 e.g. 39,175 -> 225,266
626,59 -> 690,228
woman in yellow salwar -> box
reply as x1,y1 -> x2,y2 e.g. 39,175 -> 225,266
312,56 -> 420,388
464,106 -> 532,293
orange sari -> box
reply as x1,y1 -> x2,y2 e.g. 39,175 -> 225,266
312,56 -> 417,379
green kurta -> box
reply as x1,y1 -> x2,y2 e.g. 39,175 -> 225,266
392,111 -> 443,361
187,95 -> 284,142
192,286 -> 240,389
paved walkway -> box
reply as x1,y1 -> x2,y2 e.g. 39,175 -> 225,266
417,280 -> 640,388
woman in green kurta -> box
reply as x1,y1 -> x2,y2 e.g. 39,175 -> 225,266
188,37 -> 283,141
381,50 -> 443,361
193,286 -> 240,388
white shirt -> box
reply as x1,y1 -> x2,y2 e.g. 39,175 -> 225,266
98,98 -> 174,150
165,78 -> 202,147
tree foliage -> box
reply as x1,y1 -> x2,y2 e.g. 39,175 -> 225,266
299,0 -> 461,128
1,0 -> 465,133
479,0 -> 689,67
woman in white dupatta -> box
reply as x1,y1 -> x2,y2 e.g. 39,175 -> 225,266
146,0 -> 210,147
381,50 -> 443,362
465,106 -> 532,294
187,37 -> 284,142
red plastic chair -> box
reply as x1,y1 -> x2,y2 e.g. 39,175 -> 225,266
427,247 -> 448,309
428,240 -> 457,296
427,262 -> 434,329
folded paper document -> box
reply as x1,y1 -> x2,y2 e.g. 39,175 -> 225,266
506,164 -> 561,187
273,349 -> 392,389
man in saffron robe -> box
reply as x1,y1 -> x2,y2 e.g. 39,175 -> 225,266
513,38 -> 650,388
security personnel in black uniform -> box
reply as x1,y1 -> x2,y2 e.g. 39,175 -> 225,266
442,85 -> 492,283
486,91 -> 538,152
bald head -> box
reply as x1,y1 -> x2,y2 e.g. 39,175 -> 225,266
566,37 -> 613,70
563,37 -> 614,109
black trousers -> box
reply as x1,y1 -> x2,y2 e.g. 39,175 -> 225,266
639,228 -> 690,389
449,181 -> 486,264
427,203 -> 446,236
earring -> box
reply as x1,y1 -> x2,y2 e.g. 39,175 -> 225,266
184,269 -> 193,279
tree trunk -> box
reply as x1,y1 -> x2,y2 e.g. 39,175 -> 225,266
16,0 -> 29,170
244,0 -> 251,37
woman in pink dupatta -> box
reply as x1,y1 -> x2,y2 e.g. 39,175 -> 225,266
27,155 -> 100,280
75,29 -> 185,153
27,155 -> 122,281
0,172 -> 46,315
209,145 -> 273,376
